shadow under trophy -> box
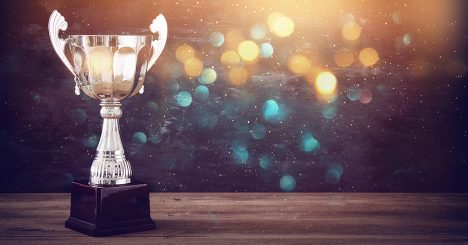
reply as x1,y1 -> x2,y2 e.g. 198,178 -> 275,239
48,10 -> 167,236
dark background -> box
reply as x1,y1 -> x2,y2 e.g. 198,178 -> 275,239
0,0 -> 467,192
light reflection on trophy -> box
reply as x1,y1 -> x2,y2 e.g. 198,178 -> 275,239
48,10 -> 167,236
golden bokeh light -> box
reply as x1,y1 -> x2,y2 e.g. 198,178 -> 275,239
176,44 -> 195,63
221,50 -> 241,67
342,21 -> 362,41
238,40 -> 259,62
288,54 -> 311,75
334,49 -> 354,67
228,67 -> 248,86
184,57 -> 203,77
358,47 -> 379,67
315,71 -> 337,95
267,12 -> 295,37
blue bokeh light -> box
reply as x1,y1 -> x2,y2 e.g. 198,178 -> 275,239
346,85 -> 361,101
280,175 -> 296,192
209,31 -> 224,47
263,99 -> 279,120
259,154 -> 273,169
301,132 -> 320,153
194,85 -> 209,101
132,131 -> 147,144
250,123 -> 267,140
259,43 -> 274,58
176,91 -> 193,107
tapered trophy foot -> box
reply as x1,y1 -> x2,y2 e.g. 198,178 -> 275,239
65,180 -> 155,236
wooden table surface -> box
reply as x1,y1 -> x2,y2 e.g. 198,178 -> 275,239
0,193 -> 467,244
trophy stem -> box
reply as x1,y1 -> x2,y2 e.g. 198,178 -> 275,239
90,99 -> 132,185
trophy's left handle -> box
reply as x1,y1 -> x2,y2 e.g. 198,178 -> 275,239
48,10 -> 80,95
147,14 -> 168,71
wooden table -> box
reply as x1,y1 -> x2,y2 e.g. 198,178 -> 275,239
0,193 -> 467,244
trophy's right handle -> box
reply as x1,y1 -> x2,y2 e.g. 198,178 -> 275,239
48,10 -> 80,95
147,14 -> 168,71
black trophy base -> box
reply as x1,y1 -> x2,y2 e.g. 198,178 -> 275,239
65,180 -> 155,237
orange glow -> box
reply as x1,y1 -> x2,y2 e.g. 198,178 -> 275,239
358,47 -> 379,67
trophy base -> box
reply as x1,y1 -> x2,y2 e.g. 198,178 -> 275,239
65,180 -> 155,237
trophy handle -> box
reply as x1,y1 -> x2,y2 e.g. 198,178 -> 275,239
147,14 -> 168,71
48,10 -> 81,95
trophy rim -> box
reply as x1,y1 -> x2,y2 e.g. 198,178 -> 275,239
68,34 -> 153,38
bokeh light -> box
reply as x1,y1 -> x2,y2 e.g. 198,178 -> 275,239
176,44 -> 195,63
209,31 -> 224,47
194,85 -> 209,101
221,50 -> 241,67
238,40 -> 259,62
358,47 -> 379,67
228,66 -> 248,86
325,163 -> 344,184
146,101 -> 159,112
184,57 -> 204,77
268,12 -> 295,37
250,123 -> 267,140
263,99 -> 279,121
346,85 -> 361,101
176,91 -> 193,107
321,105 -> 337,119
301,132 -> 320,153
334,49 -> 354,67
288,54 -> 311,75
358,88 -> 373,104
232,140 -> 249,164
198,68 -> 217,84
259,43 -> 274,58
280,175 -> 296,192
315,71 -> 337,95
250,23 -> 267,40
71,108 -> 87,123
341,21 -> 361,41
259,154 -> 273,169
402,33 -> 412,46
132,131 -> 147,144
84,134 -> 99,148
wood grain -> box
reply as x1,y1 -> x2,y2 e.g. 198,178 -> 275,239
0,193 -> 467,244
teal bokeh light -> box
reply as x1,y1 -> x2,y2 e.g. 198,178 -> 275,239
145,101 -> 159,112
280,175 -> 296,192
71,108 -> 87,123
209,31 -> 224,47
198,68 -> 217,85
346,85 -> 361,101
176,91 -> 193,107
84,134 -> 99,148
301,132 -> 320,153
259,154 -> 273,169
325,163 -> 344,184
250,123 -> 267,140
232,140 -> 249,164
194,85 -> 209,101
321,105 -> 337,119
263,99 -> 279,120
132,131 -> 147,144
259,43 -> 274,58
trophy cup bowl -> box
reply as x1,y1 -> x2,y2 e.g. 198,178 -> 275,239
67,34 -> 153,185
48,10 -> 167,236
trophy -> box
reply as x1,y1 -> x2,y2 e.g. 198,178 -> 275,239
48,10 -> 167,236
